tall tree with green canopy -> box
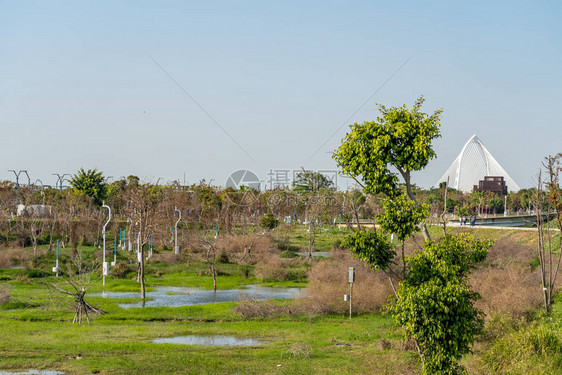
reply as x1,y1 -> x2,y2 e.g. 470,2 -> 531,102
70,168 -> 107,207
333,96 -> 442,240
292,170 -> 335,193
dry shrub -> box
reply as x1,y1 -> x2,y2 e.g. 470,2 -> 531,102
0,248 -> 30,268
219,234 -> 272,264
471,264 -> 541,319
283,342 -> 312,358
234,298 -> 323,319
397,339 -> 417,351
379,339 -> 392,350
485,237 -> 535,263
108,261 -> 134,278
254,256 -> 288,280
470,238 -> 546,319
254,255 -> 308,282
150,252 -> 181,264
234,299 -> 281,318
304,249 -> 393,314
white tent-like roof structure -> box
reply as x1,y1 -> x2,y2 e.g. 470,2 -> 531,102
435,135 -> 520,193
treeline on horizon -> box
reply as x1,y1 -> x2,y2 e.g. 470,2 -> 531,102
0,167 -> 544,252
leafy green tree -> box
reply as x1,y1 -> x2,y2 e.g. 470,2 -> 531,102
488,196 -> 504,213
343,230 -> 395,271
333,96 -> 442,240
126,175 -> 140,188
259,213 -> 279,230
342,230 -> 397,292
70,168 -> 107,206
378,194 -> 428,242
378,194 -> 429,277
389,234 -> 492,374
293,170 -> 334,193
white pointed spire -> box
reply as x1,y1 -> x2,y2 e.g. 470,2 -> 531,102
435,135 -> 520,192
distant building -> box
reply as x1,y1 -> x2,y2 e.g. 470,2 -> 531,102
435,134 -> 520,193
473,176 -> 508,196
16,204 -> 52,217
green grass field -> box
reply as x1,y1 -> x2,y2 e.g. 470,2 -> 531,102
0,225 -> 560,374
0,264 -> 417,374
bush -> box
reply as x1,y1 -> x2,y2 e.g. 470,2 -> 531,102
283,342 -> 312,358
470,263 -> 542,319
234,299 -> 321,319
0,248 -> 30,268
332,238 -> 342,249
389,234 -> 492,375
217,251 -> 230,264
37,232 -> 51,246
240,265 -> 251,278
109,261 -> 134,278
304,249 -> 393,314
470,238 -> 545,319
150,253 -> 181,264
259,213 -> 279,230
286,268 -> 307,282
234,300 -> 282,319
279,250 -> 297,258
482,324 -> 562,374
481,314 -> 522,342
27,269 -> 46,278
255,257 -> 288,281
218,234 -> 272,264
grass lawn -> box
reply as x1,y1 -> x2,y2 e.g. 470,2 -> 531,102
0,272 -> 419,374
0,225 -> 560,374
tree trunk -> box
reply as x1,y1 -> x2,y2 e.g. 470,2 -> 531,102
353,206 -> 362,231
212,268 -> 217,293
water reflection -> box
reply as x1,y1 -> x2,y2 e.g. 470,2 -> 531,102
153,335 -> 264,346
93,285 -> 301,308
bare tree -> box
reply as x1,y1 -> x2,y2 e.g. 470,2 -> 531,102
535,153 -> 562,313
44,255 -> 106,324
126,183 -> 160,300
197,236 -> 221,292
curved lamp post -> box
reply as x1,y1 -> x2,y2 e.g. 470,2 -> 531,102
102,202 -> 111,286
174,207 -> 181,254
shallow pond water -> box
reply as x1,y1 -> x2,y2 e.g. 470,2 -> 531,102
93,285 -> 301,308
153,335 -> 264,346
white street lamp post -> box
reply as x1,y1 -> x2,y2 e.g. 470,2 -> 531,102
174,207 -> 181,255
102,202 -> 111,286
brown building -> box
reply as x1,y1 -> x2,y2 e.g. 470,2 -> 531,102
473,176 -> 508,196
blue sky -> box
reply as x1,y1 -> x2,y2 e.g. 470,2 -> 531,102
1,1 -> 560,189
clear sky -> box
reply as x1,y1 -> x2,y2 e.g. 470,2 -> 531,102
1,1 -> 560,190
